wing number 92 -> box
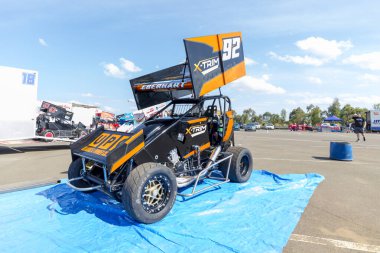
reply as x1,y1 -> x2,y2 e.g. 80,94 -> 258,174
222,37 -> 241,61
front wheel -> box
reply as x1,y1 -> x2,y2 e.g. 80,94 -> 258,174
68,158 -> 94,191
220,146 -> 253,183
121,163 -> 177,224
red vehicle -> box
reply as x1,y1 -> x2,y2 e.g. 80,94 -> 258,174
289,123 -> 314,131
289,123 -> 298,131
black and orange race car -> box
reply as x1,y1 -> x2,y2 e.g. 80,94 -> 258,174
67,32 -> 253,224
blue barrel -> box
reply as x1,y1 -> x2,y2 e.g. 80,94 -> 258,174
330,142 -> 353,161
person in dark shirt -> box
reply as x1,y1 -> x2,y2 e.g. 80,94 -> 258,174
352,114 -> 366,142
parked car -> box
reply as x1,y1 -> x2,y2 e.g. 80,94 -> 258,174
304,124 -> 314,131
253,122 -> 261,129
264,123 -> 275,130
233,123 -> 241,131
245,123 -> 257,131
319,123 -> 341,132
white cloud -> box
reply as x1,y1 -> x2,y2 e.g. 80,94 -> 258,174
356,83 -> 370,88
269,52 -> 324,66
362,73 -> 380,82
340,94 -> 380,107
244,57 -> 257,65
103,63 -> 126,79
81,93 -> 94,97
285,99 -> 297,105
231,75 -> 286,94
305,96 -> 334,105
289,92 -> 334,105
287,92 -> 380,108
307,76 -> 322,84
38,38 -> 48,47
270,37 -> 352,66
262,74 -> 270,81
120,58 -> 141,73
343,52 -> 380,70
296,37 -> 352,60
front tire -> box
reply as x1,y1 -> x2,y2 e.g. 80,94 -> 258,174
68,158 -> 94,190
121,163 -> 177,224
220,146 -> 253,183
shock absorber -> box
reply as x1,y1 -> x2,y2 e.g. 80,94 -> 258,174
206,145 -> 222,168
199,145 -> 222,177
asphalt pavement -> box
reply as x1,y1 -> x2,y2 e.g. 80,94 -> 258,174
0,130 -> 379,252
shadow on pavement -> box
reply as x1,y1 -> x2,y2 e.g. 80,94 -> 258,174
312,156 -> 331,160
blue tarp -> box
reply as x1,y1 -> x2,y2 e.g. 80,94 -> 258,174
0,170 -> 324,253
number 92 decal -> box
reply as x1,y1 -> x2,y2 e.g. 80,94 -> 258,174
222,37 -> 241,61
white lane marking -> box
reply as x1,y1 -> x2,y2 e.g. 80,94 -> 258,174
238,134 -> 380,148
310,145 -> 380,149
249,136 -> 350,143
246,135 -> 380,146
290,234 -> 380,252
255,157 -> 372,165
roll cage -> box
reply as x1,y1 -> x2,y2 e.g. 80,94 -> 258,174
136,95 -> 233,146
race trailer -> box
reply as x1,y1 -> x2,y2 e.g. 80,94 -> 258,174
0,66 -> 38,141
366,110 -> 380,132
67,32 -> 253,224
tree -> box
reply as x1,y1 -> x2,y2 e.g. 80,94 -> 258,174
321,110 -> 328,119
289,107 -> 306,124
306,104 -> 315,113
239,108 -> 256,124
354,107 -> 368,117
309,106 -> 322,125
304,104 -> 315,124
270,114 -> 281,125
251,115 -> 261,123
234,114 -> 242,124
340,104 -> 355,124
240,114 -> 249,124
280,109 -> 287,121
262,111 -> 272,122
328,98 -> 341,117
373,104 -> 380,110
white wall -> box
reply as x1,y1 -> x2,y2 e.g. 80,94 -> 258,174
0,66 -> 38,140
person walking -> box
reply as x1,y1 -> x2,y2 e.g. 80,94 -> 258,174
352,114 -> 366,142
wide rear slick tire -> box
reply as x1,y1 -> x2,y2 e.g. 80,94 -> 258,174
221,146 -> 253,183
43,131 -> 54,142
122,163 -> 177,224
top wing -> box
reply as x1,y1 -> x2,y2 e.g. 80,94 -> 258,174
129,32 -> 246,110
184,32 -> 245,97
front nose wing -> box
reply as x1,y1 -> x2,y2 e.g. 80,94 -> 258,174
70,126 -> 144,173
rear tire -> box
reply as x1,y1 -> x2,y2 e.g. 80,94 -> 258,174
220,146 -> 253,183
68,158 -> 94,190
121,163 -> 177,224
43,131 -> 54,142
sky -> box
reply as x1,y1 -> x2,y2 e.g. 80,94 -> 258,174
1,0 -> 380,115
